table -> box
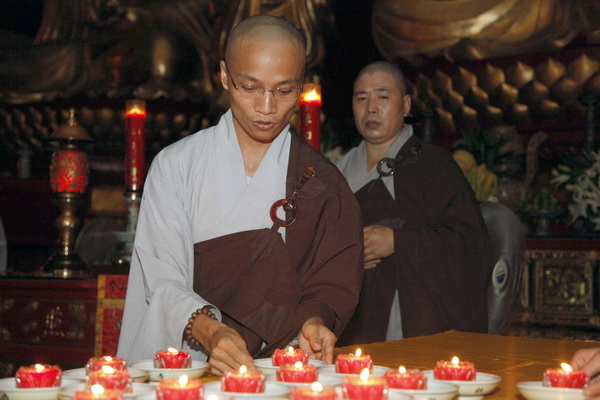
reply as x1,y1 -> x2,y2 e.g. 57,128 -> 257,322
335,330 -> 600,399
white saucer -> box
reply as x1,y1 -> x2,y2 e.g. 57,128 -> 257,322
62,367 -> 149,382
266,372 -> 344,387
424,370 -> 501,400
517,381 -> 585,400
389,380 -> 459,400
204,380 -> 291,398
128,360 -> 209,381
0,377 -> 72,400
317,364 -> 391,377
58,382 -> 155,399
254,358 -> 326,375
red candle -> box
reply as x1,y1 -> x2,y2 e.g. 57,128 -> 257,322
272,346 -> 309,366
86,365 -> 132,393
222,365 -> 266,393
125,99 -> 146,190
15,364 -> 62,388
342,369 -> 388,400
434,356 -> 476,381
336,348 -> 373,374
74,384 -> 124,400
384,366 -> 427,389
298,83 -> 322,150
49,148 -> 89,193
86,356 -> 128,373
543,363 -> 589,388
154,348 -> 192,369
277,361 -> 318,383
156,375 -> 204,400
290,381 -> 338,400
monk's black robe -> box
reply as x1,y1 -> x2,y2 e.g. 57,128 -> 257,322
338,135 -> 491,345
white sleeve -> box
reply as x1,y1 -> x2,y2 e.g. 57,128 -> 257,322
117,150 -> 220,363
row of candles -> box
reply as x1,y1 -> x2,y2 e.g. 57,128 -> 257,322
13,346 -> 590,399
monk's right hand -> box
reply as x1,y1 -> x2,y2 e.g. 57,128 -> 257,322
192,316 -> 255,376
363,225 -> 394,269
571,348 -> 600,399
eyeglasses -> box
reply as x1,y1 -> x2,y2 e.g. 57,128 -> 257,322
226,68 -> 303,101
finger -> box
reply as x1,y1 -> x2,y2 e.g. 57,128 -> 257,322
322,339 -> 335,364
364,263 -> 378,270
209,357 -> 231,376
584,382 -> 600,398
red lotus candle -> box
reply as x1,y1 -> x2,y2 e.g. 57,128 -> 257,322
342,369 -> 388,400
156,375 -> 204,400
384,366 -> 427,389
222,365 -> 266,393
49,148 -> 89,193
74,384 -> 124,400
434,356 -> 476,381
86,365 -> 132,393
277,361 -> 318,383
86,356 -> 128,373
125,99 -> 146,191
543,363 -> 589,388
298,83 -> 322,150
336,348 -> 373,374
15,363 -> 62,388
290,381 -> 338,400
272,346 -> 309,366
154,348 -> 192,369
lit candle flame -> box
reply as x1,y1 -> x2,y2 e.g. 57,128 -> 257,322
311,381 -> 323,391
101,366 -> 115,374
104,356 -> 113,361
294,361 -> 303,369
287,346 -> 295,355
34,364 -> 45,371
167,347 -> 179,353
561,363 -> 573,373
360,368 -> 370,381
451,356 -> 460,365
178,375 -> 189,385
355,348 -> 362,357
239,365 -> 247,374
304,88 -> 321,102
91,384 -> 105,395
399,366 -> 406,373
126,107 -> 147,117
206,395 -> 220,400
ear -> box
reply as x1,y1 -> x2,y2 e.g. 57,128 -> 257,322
220,60 -> 229,90
402,95 -> 412,117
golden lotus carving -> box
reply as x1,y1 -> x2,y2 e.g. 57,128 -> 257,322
405,51 -> 600,133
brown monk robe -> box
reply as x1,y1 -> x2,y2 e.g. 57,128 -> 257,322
338,135 -> 492,345
193,132 -> 363,357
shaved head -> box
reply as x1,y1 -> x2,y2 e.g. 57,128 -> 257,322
225,15 -> 306,66
355,61 -> 406,96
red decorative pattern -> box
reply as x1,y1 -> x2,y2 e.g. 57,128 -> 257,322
96,275 -> 128,357
49,149 -> 89,193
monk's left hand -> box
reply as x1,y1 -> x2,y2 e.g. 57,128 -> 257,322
298,317 -> 336,364
363,225 -> 394,269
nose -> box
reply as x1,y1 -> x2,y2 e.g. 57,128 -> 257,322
255,90 -> 277,115
365,96 -> 377,114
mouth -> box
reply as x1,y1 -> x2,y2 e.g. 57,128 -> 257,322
365,120 -> 380,129
253,120 -> 276,130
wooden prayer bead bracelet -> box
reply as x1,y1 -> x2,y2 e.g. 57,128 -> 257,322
185,305 -> 217,346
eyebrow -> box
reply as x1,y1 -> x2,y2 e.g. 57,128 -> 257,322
353,88 -> 391,96
236,72 -> 300,86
